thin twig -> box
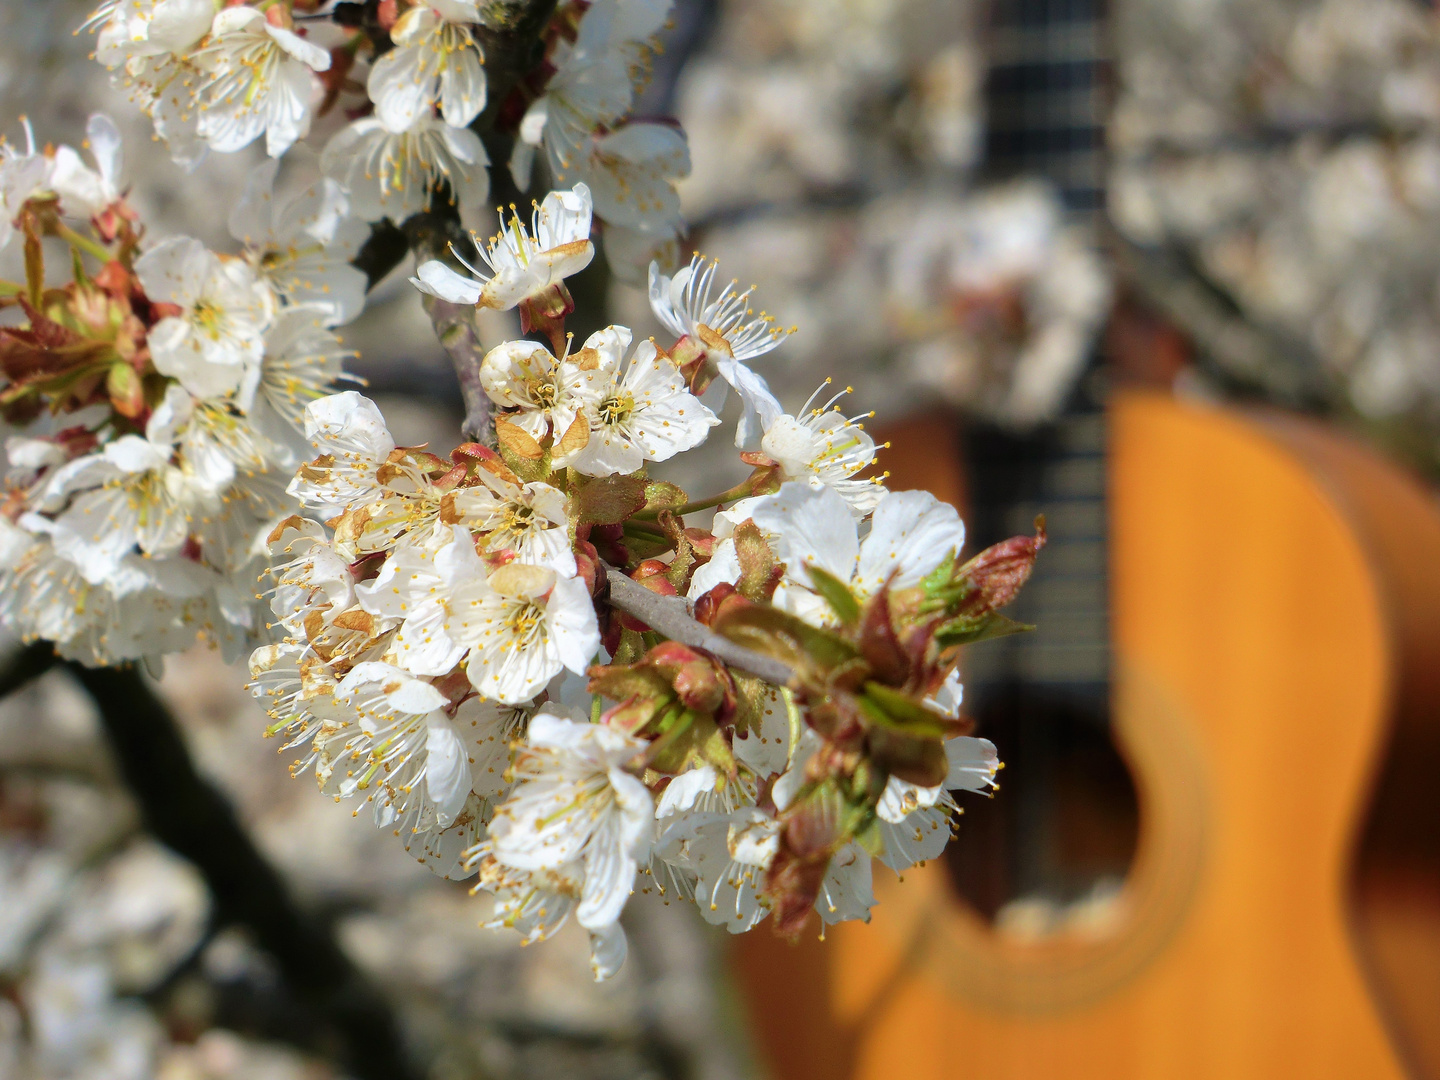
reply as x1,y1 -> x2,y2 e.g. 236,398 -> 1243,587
63,663 -> 418,1080
422,296 -> 495,444
603,568 -> 797,687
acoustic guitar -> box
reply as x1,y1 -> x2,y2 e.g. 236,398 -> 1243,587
729,389 -> 1440,1080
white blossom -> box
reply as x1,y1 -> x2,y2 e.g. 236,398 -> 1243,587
568,326 -> 720,476
412,184 -> 594,309
322,115 -> 490,226
368,0 -> 487,132
478,338 -> 589,447
485,712 -> 653,963
285,391 -> 395,520
193,6 -> 331,158
649,254 -> 795,448
230,156 -> 369,327
444,562 -> 600,705
249,306 -> 356,440
449,471 -> 576,573
759,382 -> 884,518
331,663 -> 494,846
750,483 -> 965,628
134,236 -> 277,400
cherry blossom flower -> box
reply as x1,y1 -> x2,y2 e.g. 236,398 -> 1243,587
331,662 -> 484,836
483,712 -> 653,970
750,482 -> 967,628
84,0 -> 214,166
321,115 -> 490,227
478,338 -> 589,447
248,307 -> 357,442
368,0 -> 487,132
285,391 -> 395,520
412,185 -> 595,310
568,326 -> 720,476
448,472 -> 575,573
134,236 -> 277,400
229,157 -> 369,327
649,254 -> 796,448
759,382 -> 884,517
192,6 -> 331,158
444,562 -> 600,704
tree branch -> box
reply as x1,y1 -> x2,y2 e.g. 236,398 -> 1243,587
0,640 -> 57,697
62,663 -> 419,1080
603,567 -> 798,688
422,296 -> 495,444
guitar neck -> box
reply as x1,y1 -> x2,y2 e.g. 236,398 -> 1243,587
983,0 -> 1109,216
964,0 -> 1112,705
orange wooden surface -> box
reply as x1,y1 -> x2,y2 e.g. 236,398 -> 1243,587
731,392 -> 1440,1080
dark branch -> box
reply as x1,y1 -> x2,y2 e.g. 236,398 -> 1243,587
63,663 -> 419,1080
603,567 -> 798,687
0,640 -> 58,698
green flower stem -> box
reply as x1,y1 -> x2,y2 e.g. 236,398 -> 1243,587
632,476 -> 759,521
52,223 -> 112,264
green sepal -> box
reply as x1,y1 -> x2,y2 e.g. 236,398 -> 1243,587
933,610 -> 1034,648
807,564 -> 861,627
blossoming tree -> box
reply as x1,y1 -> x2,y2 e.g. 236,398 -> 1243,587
0,0 -> 1043,1011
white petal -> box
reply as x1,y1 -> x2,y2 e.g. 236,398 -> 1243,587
411,260 -> 484,304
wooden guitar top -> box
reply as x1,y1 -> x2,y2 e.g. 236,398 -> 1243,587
731,390 -> 1440,1080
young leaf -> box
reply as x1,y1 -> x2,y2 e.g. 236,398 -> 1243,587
807,564 -> 861,627
933,610 -> 1034,648
734,520 -> 782,602
495,416 -> 544,460
570,473 -> 648,526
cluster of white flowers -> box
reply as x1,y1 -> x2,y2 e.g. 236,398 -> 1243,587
0,118 -> 358,666
250,206 -> 1008,978
62,0 -> 1025,995
86,0 -> 690,281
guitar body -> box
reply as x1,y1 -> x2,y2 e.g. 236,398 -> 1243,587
730,390 -> 1440,1080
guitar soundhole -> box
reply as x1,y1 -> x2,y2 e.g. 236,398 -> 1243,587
943,686 -> 1140,935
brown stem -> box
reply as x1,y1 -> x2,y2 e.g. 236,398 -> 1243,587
423,296 -> 495,445
603,565 -> 798,688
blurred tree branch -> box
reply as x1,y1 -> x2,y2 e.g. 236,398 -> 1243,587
0,647 -> 418,1080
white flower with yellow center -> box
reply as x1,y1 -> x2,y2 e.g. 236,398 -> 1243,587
444,562 -> 599,705
354,525 -> 479,677
230,157 -> 369,328
412,184 -> 594,309
193,6 -> 331,158
321,115 -> 490,226
649,254 -> 795,448
135,236 -> 276,400
472,855 -> 630,980
449,471 -> 575,573
750,482 -> 967,629
248,307 -> 356,442
368,0 -> 487,133
286,392 -> 395,519
331,662 -> 483,840
84,0 -> 215,167
759,382 -> 884,518
569,325 -> 719,477
656,806 -> 779,934
40,435 -> 193,585
485,712 -> 653,974
478,338 -> 589,446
